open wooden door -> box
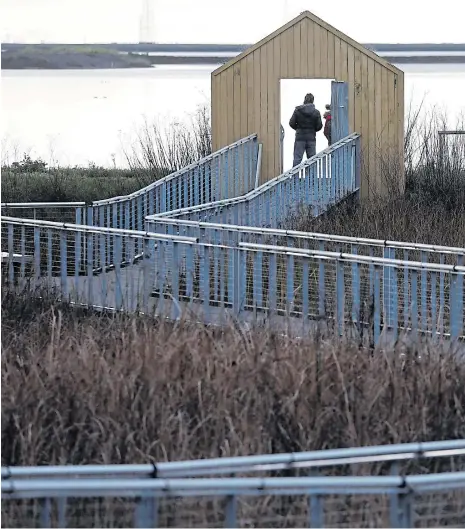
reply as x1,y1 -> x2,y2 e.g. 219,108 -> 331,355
331,81 -> 349,143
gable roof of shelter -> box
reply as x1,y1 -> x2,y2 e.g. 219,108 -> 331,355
213,10 -> 403,76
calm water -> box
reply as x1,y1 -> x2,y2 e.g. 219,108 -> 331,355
2,65 -> 465,169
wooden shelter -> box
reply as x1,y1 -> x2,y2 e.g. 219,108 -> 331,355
211,11 -> 405,197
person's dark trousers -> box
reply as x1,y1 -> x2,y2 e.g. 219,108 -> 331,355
293,139 -> 316,167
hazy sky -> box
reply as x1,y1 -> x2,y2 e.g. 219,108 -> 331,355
2,0 -> 465,44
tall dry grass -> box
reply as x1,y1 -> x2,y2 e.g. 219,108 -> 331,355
124,104 -> 211,175
2,288 -> 465,469
291,106 -> 465,246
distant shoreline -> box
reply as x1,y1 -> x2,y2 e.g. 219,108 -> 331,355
1,47 -> 154,69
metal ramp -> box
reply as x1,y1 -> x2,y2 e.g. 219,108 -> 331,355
2,132 -> 464,345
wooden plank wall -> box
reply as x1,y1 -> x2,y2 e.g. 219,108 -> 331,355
212,18 -> 404,197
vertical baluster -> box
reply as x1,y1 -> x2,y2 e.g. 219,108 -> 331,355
404,250 -> 409,330
411,269 -> 418,339
114,235 -> 123,311
171,241 -> 180,320
186,243 -> 194,304
269,252 -> 277,315
336,259 -> 345,336
60,230 -> 68,299
351,245 -> 360,326
86,230 -> 93,306
7,224 -> 14,285
75,207 -> 82,280
318,242 -> 325,317
302,258 -> 309,328
34,226 -> 41,283
439,253 -> 445,336
202,244 -> 211,322
391,266 -> 399,342
421,251 -> 428,332
431,270 -> 437,341
374,265 -> 381,345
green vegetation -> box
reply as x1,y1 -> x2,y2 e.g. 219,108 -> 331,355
1,106 -> 212,204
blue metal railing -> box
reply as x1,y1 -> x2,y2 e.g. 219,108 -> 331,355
145,219 -> 465,333
0,202 -> 86,225
1,135 -> 259,268
2,131 -> 464,343
2,216 -> 464,342
3,440 -> 464,480
90,134 -> 259,229
149,134 -> 360,229
2,440 -> 465,528
88,133 -> 258,261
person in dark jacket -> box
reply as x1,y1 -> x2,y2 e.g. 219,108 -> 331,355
289,93 -> 323,167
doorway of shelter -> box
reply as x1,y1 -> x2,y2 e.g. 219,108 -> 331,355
280,78 -> 334,173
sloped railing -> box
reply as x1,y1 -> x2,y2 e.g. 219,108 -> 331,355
149,134 -> 360,229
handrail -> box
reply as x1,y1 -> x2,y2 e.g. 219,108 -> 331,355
3,440 -> 464,480
0,216 -> 199,244
3,472 -> 465,499
238,242 -> 465,273
149,133 -> 360,220
1,202 -> 86,208
93,133 -> 258,206
147,218 -> 465,256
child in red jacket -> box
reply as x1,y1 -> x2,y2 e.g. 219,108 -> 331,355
323,104 -> 331,146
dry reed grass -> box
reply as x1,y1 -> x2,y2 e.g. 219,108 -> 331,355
2,288 -> 464,469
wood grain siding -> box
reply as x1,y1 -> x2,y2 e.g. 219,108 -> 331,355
300,19 -> 309,78
367,58 -> 376,192
397,72 -> 405,191
211,10 -> 404,197
327,31 -> 335,79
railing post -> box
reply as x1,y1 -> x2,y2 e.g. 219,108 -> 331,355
336,259 -> 345,336
86,205 -> 93,274
34,226 -> 41,283
318,243 -> 325,318
383,247 -> 395,330
309,494 -> 324,528
397,491 -> 414,528
75,208 -> 82,278
7,223 -> 14,286
57,498 -> 67,528
451,254 -> 464,339
374,265 -> 381,345
142,237 -> 151,314
114,235 -> 123,311
171,241 -> 181,320
39,497 -> 52,528
224,494 -> 238,528
60,230 -> 68,299
355,137 -> 361,200
134,496 -> 159,529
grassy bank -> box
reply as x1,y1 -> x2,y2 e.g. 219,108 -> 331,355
1,165 -> 155,204
1,108 -> 212,204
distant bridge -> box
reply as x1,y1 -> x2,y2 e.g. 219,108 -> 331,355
2,42 -> 465,66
